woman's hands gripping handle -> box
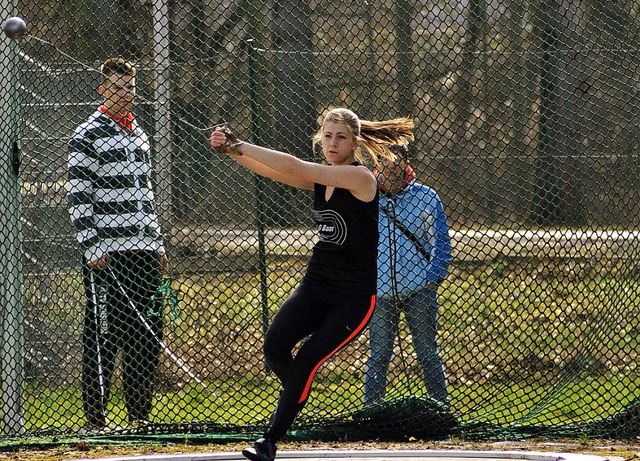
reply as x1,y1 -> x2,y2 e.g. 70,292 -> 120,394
209,125 -> 244,155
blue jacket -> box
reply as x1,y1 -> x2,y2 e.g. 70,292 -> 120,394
377,178 -> 452,300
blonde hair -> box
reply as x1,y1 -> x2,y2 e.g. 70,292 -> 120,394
313,108 -> 415,164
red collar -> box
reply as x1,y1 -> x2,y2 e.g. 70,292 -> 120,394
99,105 -> 134,133
376,166 -> 416,197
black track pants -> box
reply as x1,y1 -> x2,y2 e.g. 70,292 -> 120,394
263,283 -> 376,441
81,251 -> 163,426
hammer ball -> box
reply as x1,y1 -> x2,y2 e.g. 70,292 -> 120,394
2,17 -> 27,40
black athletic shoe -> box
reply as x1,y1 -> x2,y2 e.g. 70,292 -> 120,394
241,437 -> 277,461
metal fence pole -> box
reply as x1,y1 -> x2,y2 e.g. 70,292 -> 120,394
0,4 -> 25,435
153,0 -> 173,226
247,39 -> 270,342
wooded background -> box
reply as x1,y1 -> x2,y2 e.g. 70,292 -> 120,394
18,0 -> 640,233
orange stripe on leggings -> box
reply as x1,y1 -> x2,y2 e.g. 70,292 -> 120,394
298,294 -> 377,403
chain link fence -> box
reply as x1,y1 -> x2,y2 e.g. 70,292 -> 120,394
0,0 -> 639,444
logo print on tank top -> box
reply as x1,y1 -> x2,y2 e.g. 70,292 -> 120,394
315,209 -> 347,245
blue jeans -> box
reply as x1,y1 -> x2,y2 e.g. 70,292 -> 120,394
364,288 -> 448,405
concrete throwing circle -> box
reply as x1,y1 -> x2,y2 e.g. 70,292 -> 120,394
70,450 -> 610,461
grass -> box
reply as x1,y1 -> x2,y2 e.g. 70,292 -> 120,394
24,369 -> 640,433
17,254 -> 640,438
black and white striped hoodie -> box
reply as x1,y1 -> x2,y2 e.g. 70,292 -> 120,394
67,110 -> 165,261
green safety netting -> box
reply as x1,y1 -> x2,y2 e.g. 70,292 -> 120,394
0,0 -> 638,448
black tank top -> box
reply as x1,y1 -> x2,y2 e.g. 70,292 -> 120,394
304,164 -> 379,297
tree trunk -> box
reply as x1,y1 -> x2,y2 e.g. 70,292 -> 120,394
267,0 -> 316,226
395,0 -> 416,119
452,0 -> 486,156
532,0 -> 587,225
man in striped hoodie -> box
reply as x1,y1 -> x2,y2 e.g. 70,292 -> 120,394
67,57 -> 167,430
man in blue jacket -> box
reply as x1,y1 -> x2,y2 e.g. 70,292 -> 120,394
365,144 -> 452,405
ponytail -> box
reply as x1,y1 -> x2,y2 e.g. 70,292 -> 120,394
313,108 -> 415,164
358,118 -> 414,164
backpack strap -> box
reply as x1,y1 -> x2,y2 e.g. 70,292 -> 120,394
382,208 -> 431,262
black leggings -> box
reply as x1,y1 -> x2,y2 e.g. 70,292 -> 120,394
263,283 -> 376,442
